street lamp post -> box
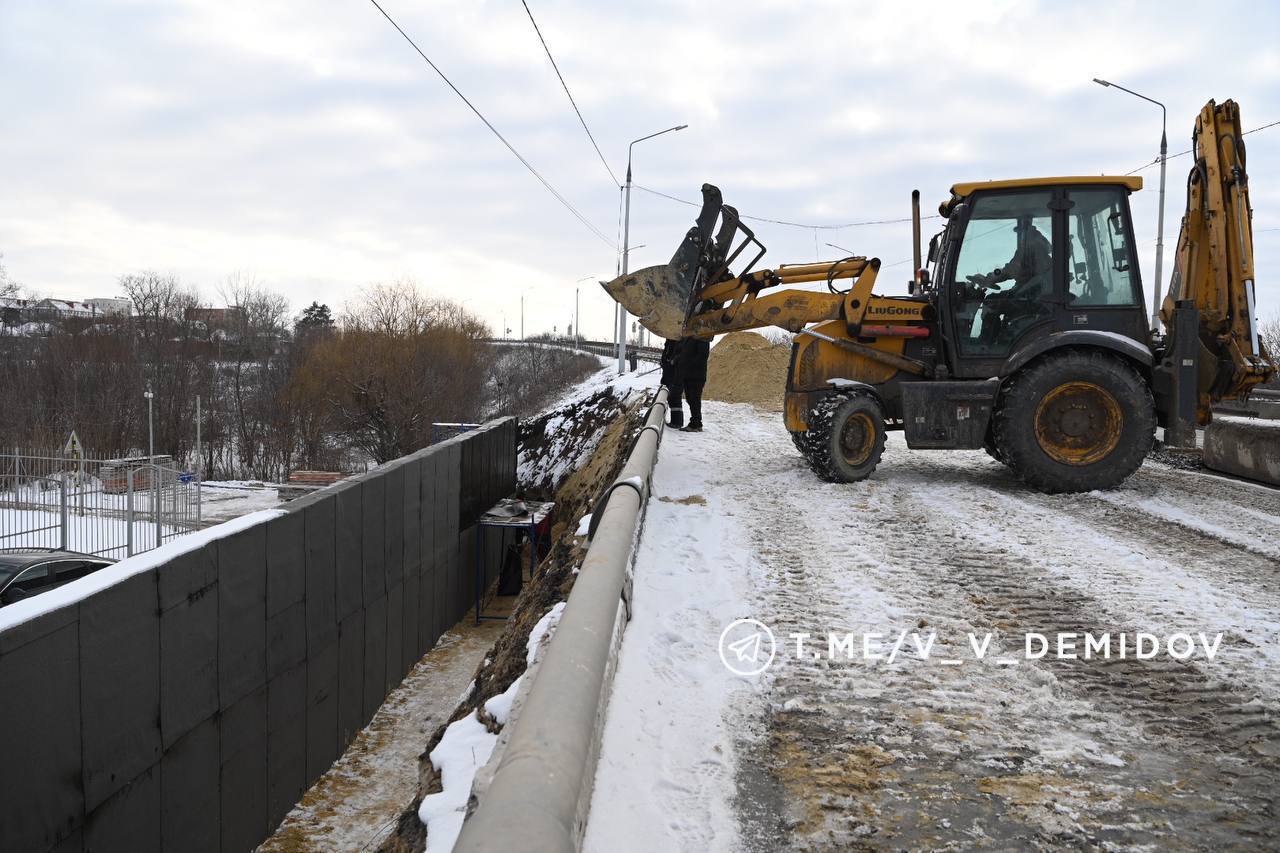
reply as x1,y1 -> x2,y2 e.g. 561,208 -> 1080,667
1093,78 -> 1167,332
618,124 -> 688,373
144,385 -> 155,462
574,275 -> 596,351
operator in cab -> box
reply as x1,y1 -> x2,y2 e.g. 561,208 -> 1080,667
967,215 -> 1052,346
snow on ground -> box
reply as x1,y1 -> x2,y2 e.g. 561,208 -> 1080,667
480,603 -> 564,727
0,506 -> 184,556
586,401 -> 1280,850
416,601 -> 569,852
419,713 -> 499,853
518,360 -> 658,491
199,480 -> 281,524
584,414 -> 770,853
0,480 -> 281,560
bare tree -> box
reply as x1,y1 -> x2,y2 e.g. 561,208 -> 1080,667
117,271 -> 207,460
1,268 -> 600,479
1261,311 -> 1280,364
486,334 -> 599,418
0,253 -> 18,300
215,273 -> 295,478
302,280 -> 492,462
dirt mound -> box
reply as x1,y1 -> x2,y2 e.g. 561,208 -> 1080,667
703,331 -> 790,412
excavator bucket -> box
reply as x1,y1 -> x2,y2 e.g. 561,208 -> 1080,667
601,262 -> 693,340
601,185 -> 728,340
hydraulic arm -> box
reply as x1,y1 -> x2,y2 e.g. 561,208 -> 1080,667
1161,99 -> 1273,411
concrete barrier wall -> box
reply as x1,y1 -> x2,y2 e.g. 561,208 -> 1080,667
456,390 -> 668,853
1204,415 -> 1280,486
0,418 -> 517,853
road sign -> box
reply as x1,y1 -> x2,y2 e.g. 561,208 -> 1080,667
64,429 -> 84,458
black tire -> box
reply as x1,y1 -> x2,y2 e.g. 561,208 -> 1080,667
982,432 -> 1006,466
790,428 -> 825,470
802,392 -> 886,483
993,349 -> 1154,493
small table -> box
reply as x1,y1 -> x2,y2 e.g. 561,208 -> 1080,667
474,498 -> 554,623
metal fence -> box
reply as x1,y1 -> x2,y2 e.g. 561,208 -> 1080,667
0,450 -> 202,559
431,422 -> 480,444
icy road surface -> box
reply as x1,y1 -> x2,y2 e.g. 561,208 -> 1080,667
585,401 -> 1280,851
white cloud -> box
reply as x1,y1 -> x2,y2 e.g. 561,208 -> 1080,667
1,0 -> 1278,335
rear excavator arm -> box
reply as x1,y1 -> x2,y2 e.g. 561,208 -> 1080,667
1160,99 -> 1274,420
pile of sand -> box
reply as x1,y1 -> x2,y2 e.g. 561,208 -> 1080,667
703,330 -> 790,412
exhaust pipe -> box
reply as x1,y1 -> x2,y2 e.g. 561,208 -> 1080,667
911,189 -> 922,295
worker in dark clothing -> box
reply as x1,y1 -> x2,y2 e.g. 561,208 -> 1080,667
677,335 -> 711,432
660,339 -> 684,428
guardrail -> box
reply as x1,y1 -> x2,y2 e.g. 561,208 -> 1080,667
484,338 -> 663,363
455,387 -> 670,853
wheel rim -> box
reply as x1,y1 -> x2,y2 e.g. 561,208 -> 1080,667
838,411 -> 876,466
1033,381 -> 1123,466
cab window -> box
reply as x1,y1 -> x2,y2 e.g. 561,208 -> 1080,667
1067,188 -> 1138,306
951,191 -> 1054,357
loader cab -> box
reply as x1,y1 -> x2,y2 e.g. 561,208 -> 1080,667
935,177 -> 1148,379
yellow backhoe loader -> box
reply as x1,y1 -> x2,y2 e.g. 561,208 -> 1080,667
603,99 -> 1274,492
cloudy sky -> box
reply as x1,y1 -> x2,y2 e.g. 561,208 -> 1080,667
2,0 -> 1278,339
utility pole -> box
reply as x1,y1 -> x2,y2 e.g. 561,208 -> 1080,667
1093,78 -> 1167,332
619,124 -> 688,373
520,294 -> 524,341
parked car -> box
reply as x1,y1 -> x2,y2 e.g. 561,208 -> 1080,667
0,550 -> 116,607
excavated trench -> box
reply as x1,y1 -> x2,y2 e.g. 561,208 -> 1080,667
376,382 -> 650,852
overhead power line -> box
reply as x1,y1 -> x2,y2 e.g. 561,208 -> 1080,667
367,0 -> 617,249
634,184 -> 941,230
520,0 -> 619,187
1123,118 -> 1280,175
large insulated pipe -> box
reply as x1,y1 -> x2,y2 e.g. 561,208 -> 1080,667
455,387 -> 670,853
911,189 -> 922,294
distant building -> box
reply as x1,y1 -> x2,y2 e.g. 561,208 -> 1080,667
34,298 -> 96,318
84,297 -> 132,316
2,295 -> 134,325
0,297 -> 31,326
